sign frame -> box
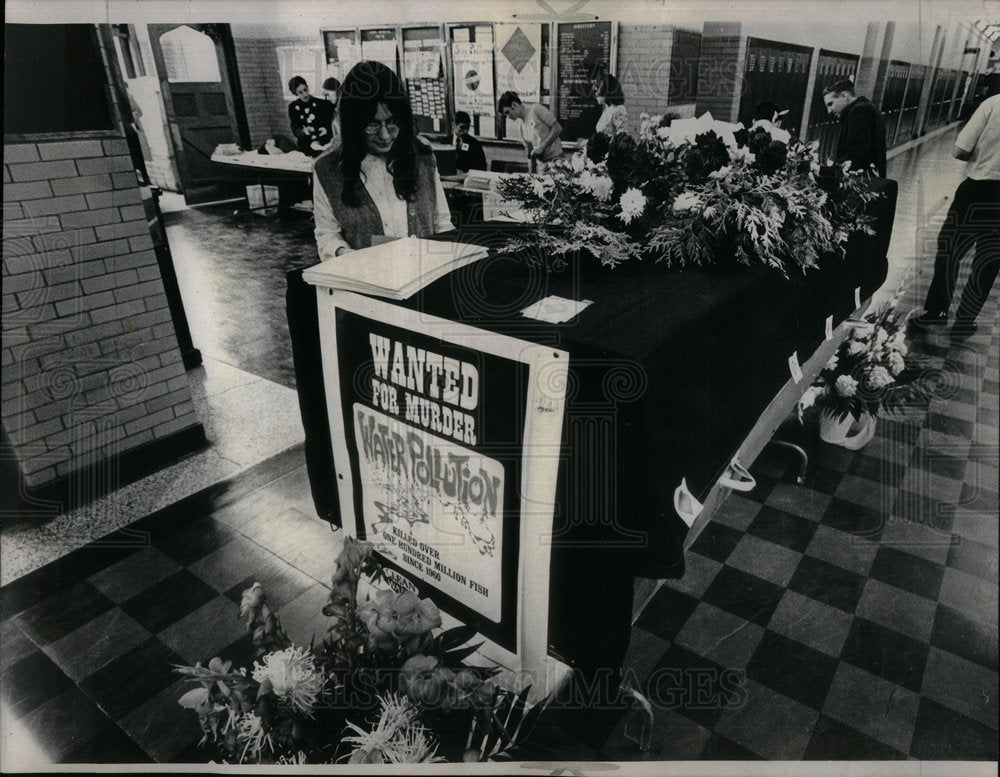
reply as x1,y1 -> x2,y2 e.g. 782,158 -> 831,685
313,287 -> 569,692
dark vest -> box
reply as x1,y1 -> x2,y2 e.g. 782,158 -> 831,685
313,147 -> 440,249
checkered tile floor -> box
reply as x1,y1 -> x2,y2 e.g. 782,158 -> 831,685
593,269 -> 999,762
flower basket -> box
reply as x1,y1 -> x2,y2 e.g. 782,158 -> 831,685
818,408 -> 876,449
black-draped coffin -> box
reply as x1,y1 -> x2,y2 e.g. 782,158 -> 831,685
287,178 -> 896,672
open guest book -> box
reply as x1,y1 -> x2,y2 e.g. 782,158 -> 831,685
302,236 -> 489,300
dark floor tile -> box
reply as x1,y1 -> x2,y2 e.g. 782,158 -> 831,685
847,452 -> 906,489
787,555 -> 866,613
12,580 -> 115,646
745,630 -> 839,711
739,473 -> 778,504
923,451 -> 971,482
800,466 -> 844,495
0,619 -> 37,671
868,545 -> 946,600
18,685 -> 113,762
979,406 -> 998,427
747,505 -> 818,553
803,714 -> 907,759
687,521 -> 744,564
646,643 -> 736,730
1,545 -> 142,620
633,584 -> 700,641
929,603 -> 999,671
958,481 -> 1000,516
946,536 -> 999,583
60,723 -> 153,764
820,497 -> 886,540
840,617 -> 929,694
927,412 -> 975,441
909,696 -> 999,760
119,570 -> 219,635
890,489 -> 956,534
1,649 -> 75,718
701,566 -> 784,628
150,517 -> 239,567
699,730 -> 765,759
78,636 -> 188,721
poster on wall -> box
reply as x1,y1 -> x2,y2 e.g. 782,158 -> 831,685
453,40 -> 496,115
360,27 -> 398,74
329,303 -> 548,651
556,21 -> 613,139
495,23 -> 542,103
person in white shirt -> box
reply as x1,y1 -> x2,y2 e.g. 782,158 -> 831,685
498,91 -> 564,172
312,60 -> 452,261
593,73 -> 628,138
911,88 -> 1000,338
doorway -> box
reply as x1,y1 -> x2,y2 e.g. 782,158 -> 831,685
148,23 -> 250,204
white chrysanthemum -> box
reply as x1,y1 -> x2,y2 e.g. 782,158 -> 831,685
835,375 -> 858,397
847,339 -> 867,356
825,354 -> 839,372
874,328 -> 889,347
656,125 -> 672,140
342,693 -> 445,764
867,365 -> 894,389
708,165 -> 732,180
580,171 -> 614,202
888,351 -> 905,376
571,152 -> 586,172
672,192 -> 703,213
530,177 -> 548,199
235,712 -> 274,763
618,188 -> 647,224
252,646 -> 325,716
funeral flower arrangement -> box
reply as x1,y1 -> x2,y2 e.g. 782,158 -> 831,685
174,537 -> 546,764
798,303 -> 923,422
495,112 -> 881,276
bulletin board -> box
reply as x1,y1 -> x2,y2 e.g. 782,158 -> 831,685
555,21 -> 614,140
402,26 -> 448,135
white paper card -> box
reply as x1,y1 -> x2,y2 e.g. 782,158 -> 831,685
521,296 -> 594,324
854,286 -> 862,309
788,351 -> 803,383
825,315 -> 834,341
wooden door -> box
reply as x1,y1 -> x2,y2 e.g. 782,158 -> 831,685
148,23 -> 245,204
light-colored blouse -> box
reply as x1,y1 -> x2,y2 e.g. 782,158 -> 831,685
313,153 -> 452,261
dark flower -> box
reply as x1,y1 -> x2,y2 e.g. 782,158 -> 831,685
586,133 -> 610,163
756,140 -> 788,175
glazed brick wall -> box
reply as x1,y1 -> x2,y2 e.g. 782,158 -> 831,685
696,22 -> 745,122
2,137 -> 200,487
617,25 -> 701,131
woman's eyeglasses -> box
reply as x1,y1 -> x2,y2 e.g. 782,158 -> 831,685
364,119 -> 401,135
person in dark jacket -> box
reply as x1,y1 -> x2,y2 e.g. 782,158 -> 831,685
287,76 -> 335,157
453,111 -> 487,172
823,79 -> 887,176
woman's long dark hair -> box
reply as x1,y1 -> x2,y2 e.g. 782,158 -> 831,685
337,60 -> 430,206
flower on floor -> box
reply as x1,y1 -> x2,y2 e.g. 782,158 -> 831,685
495,110 -> 880,275
798,303 -> 926,423
174,536 -> 548,764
